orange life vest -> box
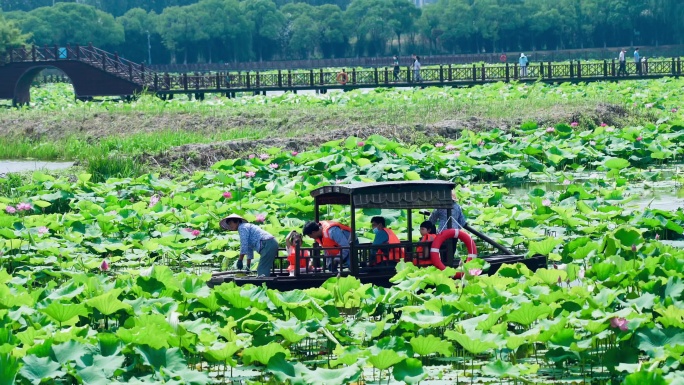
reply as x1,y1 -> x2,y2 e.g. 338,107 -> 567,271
316,221 -> 353,256
414,233 -> 437,266
287,245 -> 309,272
375,228 -> 405,264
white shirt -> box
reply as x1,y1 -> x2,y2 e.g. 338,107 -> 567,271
619,51 -> 625,62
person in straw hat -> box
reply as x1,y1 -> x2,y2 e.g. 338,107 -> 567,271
220,213 -> 278,277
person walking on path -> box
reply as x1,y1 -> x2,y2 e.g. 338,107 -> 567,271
618,49 -> 628,76
392,55 -> 400,82
519,53 -> 529,77
412,54 -> 422,83
220,214 -> 278,277
634,48 -> 641,76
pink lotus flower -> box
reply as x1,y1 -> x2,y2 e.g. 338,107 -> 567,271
100,260 -> 109,272
454,151 -> 461,157
269,163 -> 278,169
223,191 -> 232,199
600,122 -> 607,127
610,317 -> 628,331
445,144 -> 456,151
16,203 -> 32,211
248,154 -> 256,159
589,140 -> 597,146
37,226 -> 49,235
632,244 -> 637,252
636,136 -> 643,142
570,122 -> 578,127
655,233 -> 660,240
245,171 -> 256,178
357,141 -> 365,147
563,179 -> 571,186
477,141 -> 484,147
435,142 -> 444,148
255,213 -> 266,222
671,108 -> 678,113
5,206 -> 16,214
291,151 -> 298,156
545,127 -> 555,133
542,199 -> 552,207
191,229 -> 200,237
149,195 -> 160,207
259,153 -> 269,160
468,268 -> 482,276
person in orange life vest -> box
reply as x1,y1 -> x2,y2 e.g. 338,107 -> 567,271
370,216 -> 404,265
302,220 -> 353,271
414,220 -> 437,266
285,230 -> 309,275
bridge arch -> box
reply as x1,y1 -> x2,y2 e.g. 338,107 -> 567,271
13,65 -> 80,106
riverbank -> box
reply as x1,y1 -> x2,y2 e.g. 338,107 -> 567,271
0,79 -> 676,173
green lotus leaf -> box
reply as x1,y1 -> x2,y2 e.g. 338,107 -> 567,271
623,368 -> 668,385
445,331 -> 496,355
367,349 -> 404,370
604,157 -> 631,170
636,327 -> 684,359
204,342 -> 240,365
51,340 -> 89,364
40,302 -> 88,325
527,238 -> 563,256
482,359 -> 521,378
242,342 -> 290,366
409,335 -> 452,357
392,358 -> 427,384
19,355 -> 65,385
506,302 -> 551,326
135,346 -> 188,372
86,289 -> 131,316
613,226 -> 642,248
0,353 -> 19,385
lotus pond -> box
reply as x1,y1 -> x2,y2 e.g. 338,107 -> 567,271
2,109 -> 684,385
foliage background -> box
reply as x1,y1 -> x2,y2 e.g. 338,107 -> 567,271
1,0 -> 684,63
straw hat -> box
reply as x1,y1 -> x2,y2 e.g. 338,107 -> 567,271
220,214 -> 247,230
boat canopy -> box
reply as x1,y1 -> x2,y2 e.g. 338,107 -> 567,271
310,180 -> 455,209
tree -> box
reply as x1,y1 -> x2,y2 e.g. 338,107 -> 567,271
17,3 -> 124,49
241,0 -> 285,61
155,6 -> 205,63
386,0 -> 420,54
0,12 -> 29,57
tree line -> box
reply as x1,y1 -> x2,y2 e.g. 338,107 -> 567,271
1,0 -> 683,64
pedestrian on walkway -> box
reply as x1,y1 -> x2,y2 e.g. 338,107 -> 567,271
618,49 -> 628,76
634,48 -> 641,76
412,54 -> 422,83
519,53 -> 529,77
392,55 -> 400,82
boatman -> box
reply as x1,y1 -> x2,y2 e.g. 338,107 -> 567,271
302,220 -> 353,272
429,190 -> 467,233
220,213 -> 278,277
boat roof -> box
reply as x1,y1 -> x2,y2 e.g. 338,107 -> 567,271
310,180 -> 455,209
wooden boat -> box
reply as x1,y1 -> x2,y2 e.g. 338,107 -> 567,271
209,180 -> 547,290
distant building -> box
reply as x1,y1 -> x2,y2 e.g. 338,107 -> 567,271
414,0 -> 437,7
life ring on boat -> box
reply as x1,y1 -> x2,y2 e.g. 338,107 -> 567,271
336,72 -> 348,85
429,228 -> 478,277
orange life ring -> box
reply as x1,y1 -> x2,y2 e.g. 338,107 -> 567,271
429,228 -> 478,278
500,54 -> 507,63
336,72 -> 348,85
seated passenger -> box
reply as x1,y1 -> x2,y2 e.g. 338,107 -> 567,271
302,220 -> 353,272
414,220 -> 437,266
370,216 -> 404,265
285,230 -> 309,275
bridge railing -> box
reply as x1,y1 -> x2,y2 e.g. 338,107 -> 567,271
5,44 -> 682,94
149,59 -> 680,92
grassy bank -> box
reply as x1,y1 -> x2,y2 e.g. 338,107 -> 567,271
0,79 -> 679,166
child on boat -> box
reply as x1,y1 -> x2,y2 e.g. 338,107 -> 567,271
285,230 -> 309,275
414,220 -> 437,266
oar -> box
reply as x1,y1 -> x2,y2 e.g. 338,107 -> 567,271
462,223 -> 515,256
